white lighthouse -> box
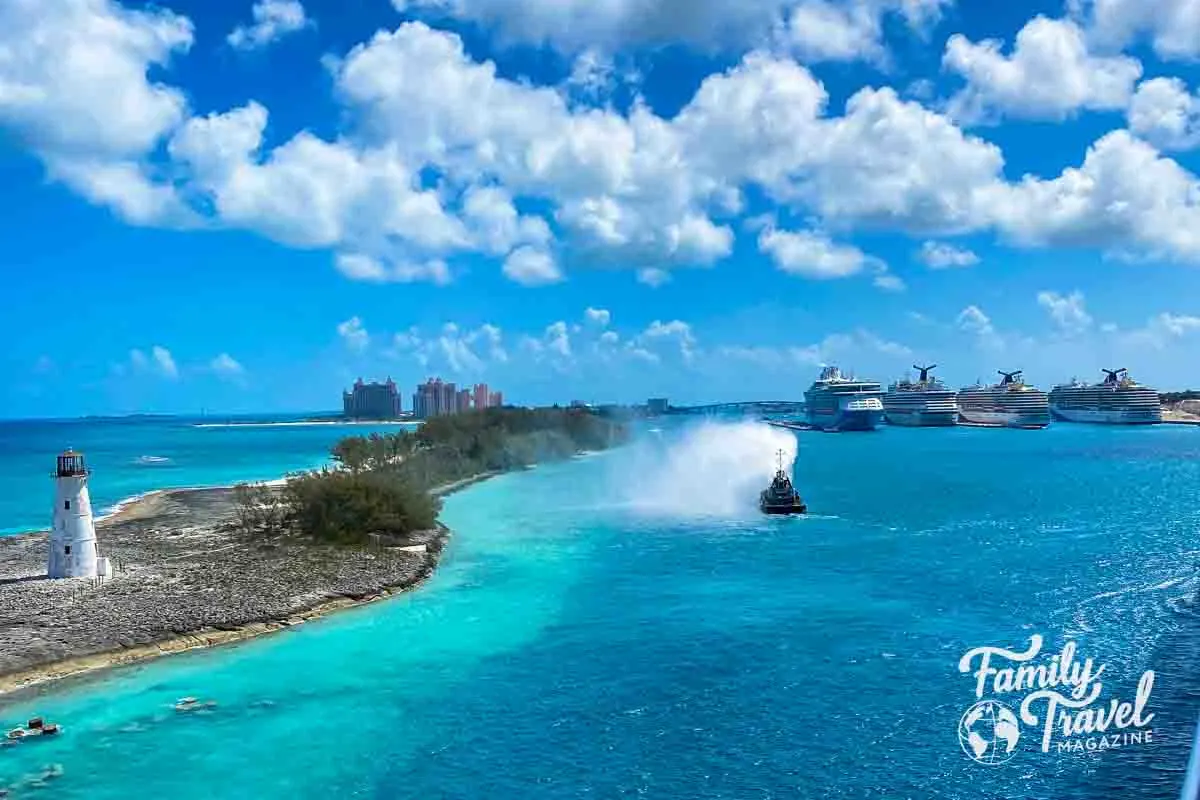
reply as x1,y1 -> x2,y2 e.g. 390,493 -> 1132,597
49,450 -> 110,579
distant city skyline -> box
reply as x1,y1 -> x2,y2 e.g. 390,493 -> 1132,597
411,378 -> 503,419
6,0 -> 1200,419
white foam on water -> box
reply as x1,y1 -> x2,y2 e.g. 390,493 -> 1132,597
612,420 -> 798,518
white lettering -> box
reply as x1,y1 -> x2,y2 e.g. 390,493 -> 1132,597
960,635 -> 1156,759
1133,671 -> 1155,727
1021,686 -> 1103,752
959,635 -> 1043,699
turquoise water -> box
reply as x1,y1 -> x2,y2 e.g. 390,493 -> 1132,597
0,416 -> 413,534
3,419 -> 1200,797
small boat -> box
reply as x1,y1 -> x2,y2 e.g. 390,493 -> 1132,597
174,697 -> 217,713
5,717 -> 62,741
760,449 -> 807,515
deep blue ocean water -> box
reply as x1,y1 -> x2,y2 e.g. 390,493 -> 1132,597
3,417 -> 1200,798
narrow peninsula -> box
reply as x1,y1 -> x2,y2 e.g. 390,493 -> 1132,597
0,407 -> 628,696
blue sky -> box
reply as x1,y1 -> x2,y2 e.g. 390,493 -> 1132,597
6,0 -> 1200,417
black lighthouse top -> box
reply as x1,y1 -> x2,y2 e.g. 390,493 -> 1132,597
56,450 -> 88,478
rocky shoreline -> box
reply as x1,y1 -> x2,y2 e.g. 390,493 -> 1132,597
0,479 -> 479,699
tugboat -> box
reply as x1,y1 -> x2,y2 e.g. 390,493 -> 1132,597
759,450 -> 807,515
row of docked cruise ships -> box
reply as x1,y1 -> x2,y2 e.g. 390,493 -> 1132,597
803,366 -> 1161,430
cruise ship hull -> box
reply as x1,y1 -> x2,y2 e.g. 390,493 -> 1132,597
804,367 -> 885,432
884,409 -> 959,427
959,410 -> 1049,429
1049,406 -> 1161,425
808,408 -> 885,431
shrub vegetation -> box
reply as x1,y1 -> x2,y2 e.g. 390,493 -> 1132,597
234,407 -> 628,544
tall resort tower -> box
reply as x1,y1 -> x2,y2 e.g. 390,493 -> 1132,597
49,450 -> 110,579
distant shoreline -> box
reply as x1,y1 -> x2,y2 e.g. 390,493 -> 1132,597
0,471 -> 498,701
192,420 -> 417,429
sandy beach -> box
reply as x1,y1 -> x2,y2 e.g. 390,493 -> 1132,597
0,474 -> 491,699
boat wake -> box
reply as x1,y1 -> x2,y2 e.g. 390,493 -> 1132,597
1066,574 -> 1195,636
135,455 -> 172,465
611,420 -> 798,519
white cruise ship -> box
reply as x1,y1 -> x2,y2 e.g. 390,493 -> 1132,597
1049,369 -> 1162,425
883,365 -> 959,427
804,366 -> 885,431
958,370 -> 1050,429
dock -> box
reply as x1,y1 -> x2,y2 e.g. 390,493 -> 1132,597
767,421 -> 814,432
770,419 -> 1040,431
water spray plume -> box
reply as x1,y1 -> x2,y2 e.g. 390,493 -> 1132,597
616,420 -> 799,518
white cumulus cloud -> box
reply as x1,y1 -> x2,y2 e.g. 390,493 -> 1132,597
335,253 -> 452,285
584,307 -> 611,326
15,5 -> 1200,284
983,130 -> 1200,261
210,353 -> 246,377
1074,0 -> 1200,62
917,241 -> 979,268
956,305 -> 995,337
337,317 -> 370,351
758,227 -> 877,279
151,346 -> 178,378
637,268 -> 671,287
637,320 -> 697,363
0,0 -> 196,225
1111,311 -> 1200,349
170,101 -> 470,261
944,16 -> 1142,124
1127,77 -> 1200,152
390,322 -> 509,373
1037,290 -> 1093,334
127,345 -> 178,378
393,0 -> 951,63
873,273 -> 906,292
228,0 -> 310,51
782,0 -> 949,65
503,246 -> 563,286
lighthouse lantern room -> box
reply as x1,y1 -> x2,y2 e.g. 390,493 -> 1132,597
49,450 -> 110,579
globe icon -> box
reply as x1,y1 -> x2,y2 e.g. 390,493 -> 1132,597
958,700 -> 1021,765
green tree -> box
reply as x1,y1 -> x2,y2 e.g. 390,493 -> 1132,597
279,407 -> 628,545
284,471 -> 441,544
